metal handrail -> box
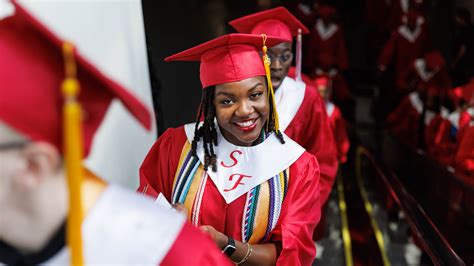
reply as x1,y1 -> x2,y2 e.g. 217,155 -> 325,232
356,146 -> 466,266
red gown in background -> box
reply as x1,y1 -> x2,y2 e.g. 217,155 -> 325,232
430,110 -> 470,165
306,19 -> 348,73
455,124 -> 474,177
399,58 -> 451,97
279,74 -> 339,204
139,127 -> 322,265
386,93 -> 422,147
378,22 -> 430,94
386,0 -> 410,31
424,112 -> 446,157
327,103 -> 350,163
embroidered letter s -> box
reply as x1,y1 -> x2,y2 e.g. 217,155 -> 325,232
220,150 -> 243,168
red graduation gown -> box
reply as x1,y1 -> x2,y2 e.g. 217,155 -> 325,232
139,127 -> 322,265
455,124 -> 474,177
378,25 -> 430,93
306,20 -> 349,72
288,66 -> 313,85
386,95 -> 421,147
399,61 -> 451,96
328,104 -> 350,163
431,118 -> 457,165
429,111 -> 470,165
281,75 -> 339,204
424,114 -> 445,156
162,223 -> 233,265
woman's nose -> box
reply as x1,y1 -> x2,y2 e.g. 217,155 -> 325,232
235,100 -> 254,117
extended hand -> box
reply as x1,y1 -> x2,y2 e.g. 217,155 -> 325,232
199,225 -> 228,249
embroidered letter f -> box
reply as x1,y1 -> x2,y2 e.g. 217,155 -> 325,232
223,174 -> 252,192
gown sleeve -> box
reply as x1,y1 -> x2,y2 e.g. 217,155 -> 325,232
161,223 -> 233,266
270,152 -> 321,266
138,127 -> 186,201
378,32 -> 397,70
299,89 -> 338,204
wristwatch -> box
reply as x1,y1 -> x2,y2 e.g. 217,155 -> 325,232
222,236 -> 237,257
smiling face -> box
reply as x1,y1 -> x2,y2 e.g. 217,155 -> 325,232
268,42 -> 293,90
213,76 -> 269,146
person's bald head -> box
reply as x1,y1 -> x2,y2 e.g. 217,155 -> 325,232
0,121 -> 67,253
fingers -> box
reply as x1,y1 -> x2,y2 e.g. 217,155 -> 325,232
172,203 -> 188,216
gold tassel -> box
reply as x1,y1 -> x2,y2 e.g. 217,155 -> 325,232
61,41 -> 84,266
261,34 -> 280,132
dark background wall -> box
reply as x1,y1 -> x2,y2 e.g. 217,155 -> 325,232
142,0 -> 208,134
142,0 -> 273,135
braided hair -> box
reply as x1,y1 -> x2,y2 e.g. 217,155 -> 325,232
191,80 -> 285,172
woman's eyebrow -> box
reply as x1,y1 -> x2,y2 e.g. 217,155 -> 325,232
215,89 -> 236,97
248,83 -> 264,91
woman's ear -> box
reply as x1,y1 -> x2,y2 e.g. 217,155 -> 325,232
14,142 -> 61,192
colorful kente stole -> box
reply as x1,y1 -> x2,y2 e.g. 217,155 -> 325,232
170,141 -> 290,244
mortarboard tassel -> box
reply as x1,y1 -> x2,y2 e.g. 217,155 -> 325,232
295,28 -> 302,82
261,34 -> 280,133
61,42 -> 85,266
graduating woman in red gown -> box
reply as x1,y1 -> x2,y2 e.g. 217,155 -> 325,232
139,34 -> 322,265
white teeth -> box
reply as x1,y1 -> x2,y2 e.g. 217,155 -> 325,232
236,120 -> 255,127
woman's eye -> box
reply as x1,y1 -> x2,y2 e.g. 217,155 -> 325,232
220,99 -> 233,105
250,92 -> 263,99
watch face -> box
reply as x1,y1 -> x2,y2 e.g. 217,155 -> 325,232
222,238 -> 237,257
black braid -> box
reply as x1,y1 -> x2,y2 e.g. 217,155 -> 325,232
190,79 -> 285,172
266,80 -> 285,144
191,87 -> 218,171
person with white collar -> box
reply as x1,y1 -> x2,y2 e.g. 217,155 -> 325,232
139,33 -> 322,265
432,79 -> 474,166
378,10 -> 431,96
386,86 -> 445,149
0,3 -> 231,265
398,51 -> 452,99
306,5 -> 349,75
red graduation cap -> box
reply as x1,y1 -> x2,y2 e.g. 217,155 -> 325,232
165,33 -> 287,88
0,2 -> 152,156
228,7 -> 309,42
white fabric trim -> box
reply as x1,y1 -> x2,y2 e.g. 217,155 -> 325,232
414,59 -> 435,82
448,110 -> 461,129
398,25 -> 422,43
440,106 -> 450,119
326,101 -> 335,117
401,0 -> 409,13
468,107 -> 474,126
425,110 -> 436,126
315,68 -> 338,78
315,19 -> 338,41
409,92 -> 423,114
184,123 -> 305,204
467,107 -> 474,117
43,186 -> 185,265
297,3 -> 312,16
0,0 -> 15,20
275,76 -> 307,132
